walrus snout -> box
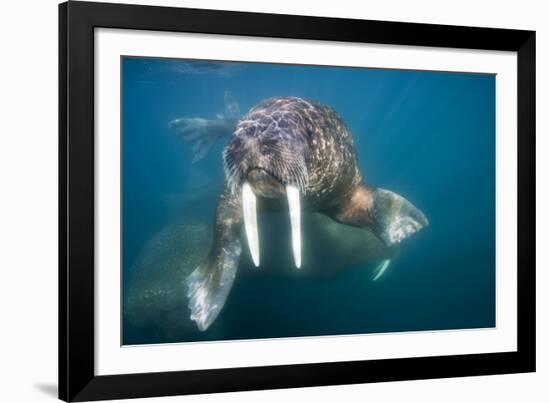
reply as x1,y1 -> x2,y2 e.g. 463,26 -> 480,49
246,168 -> 286,198
223,131 -> 309,196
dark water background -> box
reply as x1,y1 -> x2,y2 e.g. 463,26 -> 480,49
121,57 -> 495,345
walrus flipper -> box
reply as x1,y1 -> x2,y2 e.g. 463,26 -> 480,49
169,92 -> 239,163
185,188 -> 243,331
185,239 -> 241,331
331,185 -> 428,246
371,188 -> 429,246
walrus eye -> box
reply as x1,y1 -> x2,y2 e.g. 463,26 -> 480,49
242,182 -> 260,267
286,185 -> 302,269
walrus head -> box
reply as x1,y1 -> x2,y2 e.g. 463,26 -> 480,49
222,125 -> 309,269
223,128 -> 309,196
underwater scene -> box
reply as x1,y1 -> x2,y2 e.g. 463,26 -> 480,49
122,56 -> 495,345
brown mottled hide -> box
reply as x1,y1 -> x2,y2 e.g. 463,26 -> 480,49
330,184 -> 376,228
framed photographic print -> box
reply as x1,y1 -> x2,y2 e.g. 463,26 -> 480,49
59,1 -> 536,401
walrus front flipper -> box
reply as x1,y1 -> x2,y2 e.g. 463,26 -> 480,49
371,188 -> 429,246
185,188 -> 243,331
331,185 -> 428,246
185,239 -> 241,331
169,92 -> 239,163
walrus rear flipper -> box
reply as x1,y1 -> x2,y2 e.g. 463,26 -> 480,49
169,92 -> 239,163
185,187 -> 243,331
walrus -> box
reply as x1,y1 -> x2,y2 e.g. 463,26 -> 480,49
170,96 -> 428,331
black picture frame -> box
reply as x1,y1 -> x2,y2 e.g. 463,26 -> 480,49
59,1 -> 536,401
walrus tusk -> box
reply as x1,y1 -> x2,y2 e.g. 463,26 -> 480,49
286,185 -> 302,269
372,259 -> 391,281
242,182 -> 260,267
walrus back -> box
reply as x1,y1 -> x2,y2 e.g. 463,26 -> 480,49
300,100 -> 362,203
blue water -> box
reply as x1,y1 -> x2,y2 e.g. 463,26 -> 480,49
122,57 -> 495,345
